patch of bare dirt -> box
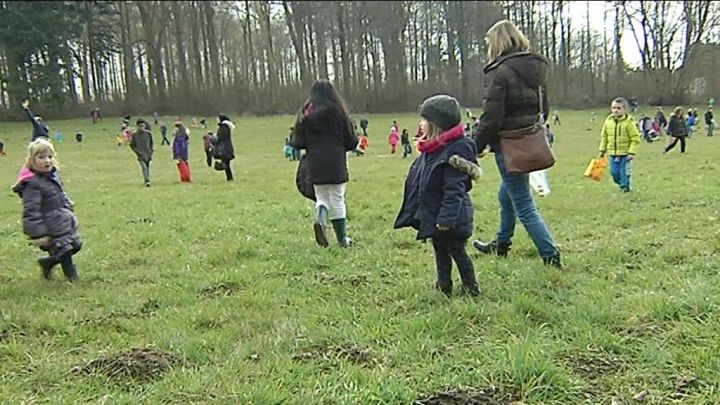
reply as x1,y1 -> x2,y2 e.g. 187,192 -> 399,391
414,386 -> 519,405
125,217 -> 154,225
198,282 -> 241,298
75,299 -> 160,326
71,346 -> 182,382
613,317 -> 663,337
670,373 -> 699,399
292,343 -> 376,366
564,353 -> 625,380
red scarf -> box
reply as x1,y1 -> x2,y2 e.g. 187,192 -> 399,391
417,124 -> 466,154
303,101 -> 314,117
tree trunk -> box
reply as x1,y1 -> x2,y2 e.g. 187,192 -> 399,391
171,1 -> 190,95
204,1 -> 222,90
336,3 -> 351,96
282,1 -> 309,87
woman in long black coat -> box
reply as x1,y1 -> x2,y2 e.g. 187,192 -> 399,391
214,114 -> 236,181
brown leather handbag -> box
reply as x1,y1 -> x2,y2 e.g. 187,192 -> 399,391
498,86 -> 555,174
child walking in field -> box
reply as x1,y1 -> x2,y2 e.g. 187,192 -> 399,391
401,128 -> 412,158
598,97 -> 641,192
160,123 -> 170,146
388,127 -> 400,154
394,95 -> 480,297
172,122 -> 191,182
291,79 -> 358,247
202,131 -> 215,167
355,133 -> 368,156
12,139 -> 82,282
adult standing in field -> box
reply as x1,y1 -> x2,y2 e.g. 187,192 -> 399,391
214,114 -> 236,181
130,119 -> 154,187
291,79 -> 359,248
664,106 -> 688,155
21,100 -> 49,141
471,19 -> 561,268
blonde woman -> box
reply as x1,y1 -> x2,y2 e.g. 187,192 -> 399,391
471,20 -> 561,268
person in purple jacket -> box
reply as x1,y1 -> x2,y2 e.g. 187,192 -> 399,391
172,122 -> 191,182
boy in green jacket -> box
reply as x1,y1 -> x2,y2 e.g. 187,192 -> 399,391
598,97 -> 641,192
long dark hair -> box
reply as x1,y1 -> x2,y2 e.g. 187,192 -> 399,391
303,79 -> 353,136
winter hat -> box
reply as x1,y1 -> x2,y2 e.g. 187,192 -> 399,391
419,95 -> 462,131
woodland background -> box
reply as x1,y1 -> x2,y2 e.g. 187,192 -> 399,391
0,1 -> 718,119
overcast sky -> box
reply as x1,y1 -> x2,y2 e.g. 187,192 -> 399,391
567,1 -> 643,67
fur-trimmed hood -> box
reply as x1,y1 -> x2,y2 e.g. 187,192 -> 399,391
220,120 -> 235,130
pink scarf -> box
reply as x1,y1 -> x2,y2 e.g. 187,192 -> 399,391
417,124 -> 466,154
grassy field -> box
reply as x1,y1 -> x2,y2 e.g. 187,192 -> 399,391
0,107 -> 719,404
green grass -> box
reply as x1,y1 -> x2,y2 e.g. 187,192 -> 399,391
0,108 -> 719,403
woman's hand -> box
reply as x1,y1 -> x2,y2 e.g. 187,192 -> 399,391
436,224 -> 450,231
21,99 -> 29,109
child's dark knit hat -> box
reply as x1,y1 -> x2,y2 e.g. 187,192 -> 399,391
419,95 -> 462,130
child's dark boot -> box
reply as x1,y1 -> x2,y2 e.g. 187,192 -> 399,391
460,283 -> 481,298
62,264 -> 79,283
38,257 -> 56,280
330,218 -> 352,247
314,205 -> 329,247
435,281 -> 452,297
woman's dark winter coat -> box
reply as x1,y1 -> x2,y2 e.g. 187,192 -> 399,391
291,107 -> 359,185
473,51 -> 549,153
394,136 -> 477,240
668,114 -> 687,138
214,120 -> 235,160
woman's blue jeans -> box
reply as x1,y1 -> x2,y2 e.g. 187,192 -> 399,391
494,152 -> 559,258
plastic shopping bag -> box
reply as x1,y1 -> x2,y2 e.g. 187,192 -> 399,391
584,157 -> 608,182
529,169 -> 551,197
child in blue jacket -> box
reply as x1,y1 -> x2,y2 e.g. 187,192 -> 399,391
394,95 -> 480,297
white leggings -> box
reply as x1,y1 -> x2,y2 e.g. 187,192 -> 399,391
313,183 -> 347,220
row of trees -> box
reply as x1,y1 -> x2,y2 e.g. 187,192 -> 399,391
0,1 -> 718,119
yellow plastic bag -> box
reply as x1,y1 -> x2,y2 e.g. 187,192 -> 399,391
584,157 -> 608,181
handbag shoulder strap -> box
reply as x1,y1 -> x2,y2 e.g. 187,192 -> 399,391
504,62 -> 546,125
537,86 -> 545,125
